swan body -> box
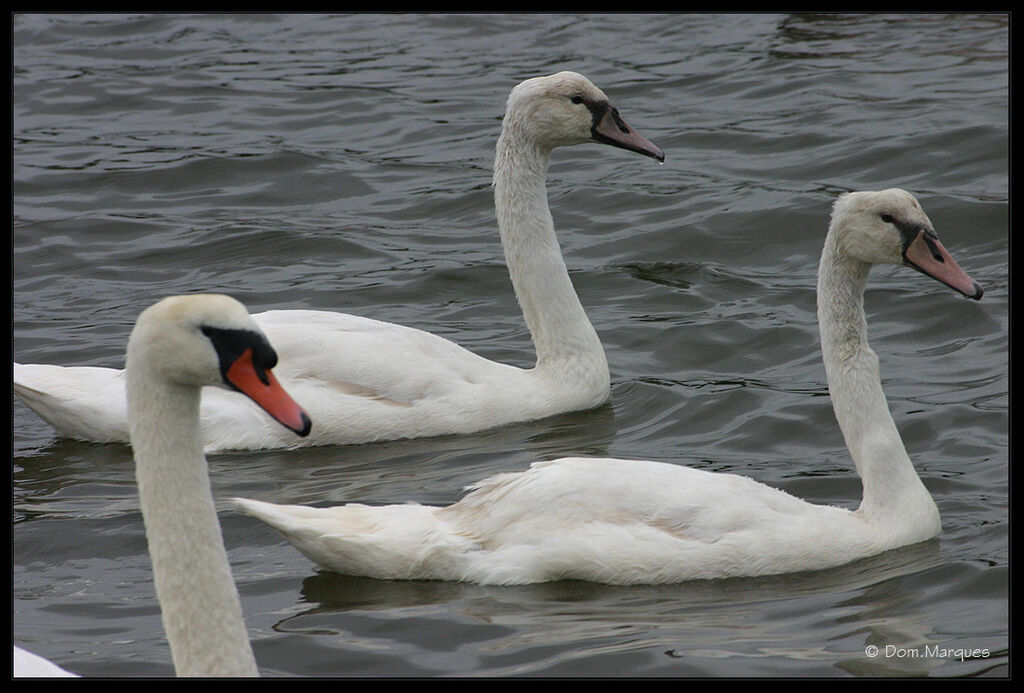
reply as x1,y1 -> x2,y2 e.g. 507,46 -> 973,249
236,189 -> 983,585
14,71 -> 664,452
125,294 -> 310,676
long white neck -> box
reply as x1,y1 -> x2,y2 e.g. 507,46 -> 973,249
493,124 -> 608,383
816,233 -> 939,530
127,362 -> 259,677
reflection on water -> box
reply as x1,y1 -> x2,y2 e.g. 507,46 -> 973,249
279,542 -> 946,677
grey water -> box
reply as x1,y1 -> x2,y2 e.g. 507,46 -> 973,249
12,13 -> 1008,678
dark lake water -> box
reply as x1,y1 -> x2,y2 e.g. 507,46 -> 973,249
13,13 -> 1008,678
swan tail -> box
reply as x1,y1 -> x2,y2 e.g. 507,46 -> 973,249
13,363 -> 130,443
232,497 -> 477,581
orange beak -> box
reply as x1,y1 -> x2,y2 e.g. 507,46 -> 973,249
225,349 -> 312,436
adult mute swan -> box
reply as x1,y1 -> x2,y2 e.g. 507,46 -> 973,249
235,189 -> 983,585
14,71 -> 664,452
126,294 -> 310,676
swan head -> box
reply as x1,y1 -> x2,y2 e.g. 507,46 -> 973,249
502,71 -> 664,161
830,189 -> 983,300
127,294 -> 312,436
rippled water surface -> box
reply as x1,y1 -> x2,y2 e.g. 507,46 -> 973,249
13,13 -> 1008,678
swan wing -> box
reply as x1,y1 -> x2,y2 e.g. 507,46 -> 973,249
14,363 -> 129,442
253,309 -> 517,404
14,310 -> 529,450
236,458 -> 859,585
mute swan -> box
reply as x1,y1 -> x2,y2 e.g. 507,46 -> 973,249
116,294 -> 311,676
235,189 -> 983,585
14,71 -> 664,452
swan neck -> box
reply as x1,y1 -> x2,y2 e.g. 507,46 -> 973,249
817,234 -> 871,363
127,366 -> 259,677
817,233 -> 937,525
492,127 -> 606,374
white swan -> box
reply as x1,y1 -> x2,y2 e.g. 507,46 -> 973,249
115,294 -> 311,676
235,189 -> 983,585
14,71 -> 664,452
16,295 -> 310,677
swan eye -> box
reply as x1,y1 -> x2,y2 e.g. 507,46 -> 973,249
570,95 -> 584,105
880,213 -> 895,224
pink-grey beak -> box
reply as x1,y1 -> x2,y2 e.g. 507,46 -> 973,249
591,103 -> 664,162
903,230 -> 983,300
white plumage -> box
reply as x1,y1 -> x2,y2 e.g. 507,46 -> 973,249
14,72 -> 664,452
235,189 -> 983,585
19,294 -> 313,678
124,294 -> 310,676
13,646 -> 78,678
